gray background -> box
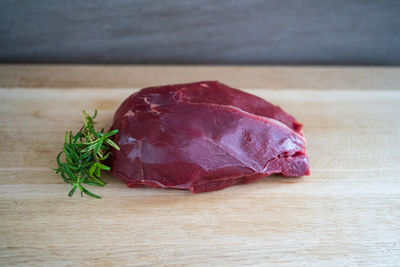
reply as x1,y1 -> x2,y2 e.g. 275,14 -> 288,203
1,0 -> 399,65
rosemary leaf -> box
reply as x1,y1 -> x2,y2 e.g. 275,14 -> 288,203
54,110 -> 119,199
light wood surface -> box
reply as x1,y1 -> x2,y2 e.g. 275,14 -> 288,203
1,64 -> 400,90
0,65 -> 399,266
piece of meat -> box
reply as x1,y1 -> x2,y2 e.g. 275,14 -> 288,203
113,81 -> 303,135
109,81 -> 309,193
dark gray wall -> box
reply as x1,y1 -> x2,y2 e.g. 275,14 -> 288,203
1,0 -> 400,65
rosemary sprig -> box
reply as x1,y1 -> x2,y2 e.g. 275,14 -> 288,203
54,110 -> 120,199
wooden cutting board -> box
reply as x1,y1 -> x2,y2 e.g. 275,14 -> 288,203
1,65 -> 399,266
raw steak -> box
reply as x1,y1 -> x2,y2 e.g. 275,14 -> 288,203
109,81 -> 309,193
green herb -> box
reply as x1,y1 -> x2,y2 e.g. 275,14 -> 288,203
54,110 -> 120,199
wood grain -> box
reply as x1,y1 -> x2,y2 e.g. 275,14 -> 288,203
0,66 -> 400,266
1,64 -> 400,90
1,1 -> 400,65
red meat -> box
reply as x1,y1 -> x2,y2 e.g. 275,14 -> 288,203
110,81 -> 309,193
